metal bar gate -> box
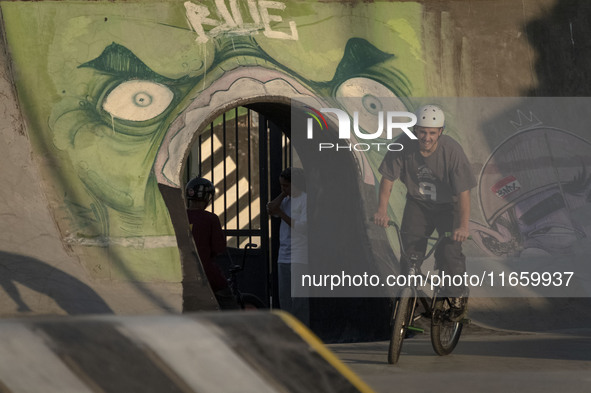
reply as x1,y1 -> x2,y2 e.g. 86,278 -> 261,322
184,107 -> 291,307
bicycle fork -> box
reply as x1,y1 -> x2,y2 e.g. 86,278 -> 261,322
393,289 -> 444,335
392,287 -> 423,334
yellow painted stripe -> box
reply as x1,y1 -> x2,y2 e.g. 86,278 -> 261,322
274,311 -> 376,393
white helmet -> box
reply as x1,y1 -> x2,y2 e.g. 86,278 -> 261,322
416,105 -> 445,128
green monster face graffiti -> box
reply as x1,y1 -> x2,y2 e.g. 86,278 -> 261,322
1,1 -> 423,280
48,35 -> 410,234
155,35 -> 414,190
49,43 -> 198,238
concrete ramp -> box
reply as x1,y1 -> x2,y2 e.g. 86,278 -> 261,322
469,297 -> 591,334
0,27 -> 191,316
0,311 -> 374,393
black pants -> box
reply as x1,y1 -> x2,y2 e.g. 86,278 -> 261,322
400,198 -> 467,297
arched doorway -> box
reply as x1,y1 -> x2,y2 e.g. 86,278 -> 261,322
157,99 -> 392,342
182,105 -> 293,308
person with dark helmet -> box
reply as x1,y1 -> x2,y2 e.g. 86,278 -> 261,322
374,104 -> 476,321
186,177 -> 238,309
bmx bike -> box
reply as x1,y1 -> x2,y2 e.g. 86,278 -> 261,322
226,243 -> 266,310
382,220 -> 470,364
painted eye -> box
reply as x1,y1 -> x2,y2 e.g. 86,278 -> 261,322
102,80 -> 174,121
336,77 -> 408,138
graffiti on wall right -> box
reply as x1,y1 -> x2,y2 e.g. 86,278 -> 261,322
469,123 -> 591,259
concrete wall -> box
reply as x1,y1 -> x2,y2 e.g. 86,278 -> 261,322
0,5 -> 189,315
1,0 -> 591,335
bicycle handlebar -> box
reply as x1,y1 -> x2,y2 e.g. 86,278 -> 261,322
226,243 -> 259,273
370,217 -> 470,239
369,217 -> 471,263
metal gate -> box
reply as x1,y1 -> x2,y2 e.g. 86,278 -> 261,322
184,107 -> 291,306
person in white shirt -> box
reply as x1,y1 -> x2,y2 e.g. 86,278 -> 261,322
267,167 -> 309,326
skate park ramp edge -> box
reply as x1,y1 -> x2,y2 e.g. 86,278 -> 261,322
0,311 -> 375,393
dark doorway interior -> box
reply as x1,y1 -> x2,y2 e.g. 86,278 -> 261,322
183,106 -> 291,308
177,102 -> 391,342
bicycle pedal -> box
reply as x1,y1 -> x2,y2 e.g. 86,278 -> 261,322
460,318 -> 471,324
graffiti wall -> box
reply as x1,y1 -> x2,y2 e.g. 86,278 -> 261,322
2,0 -> 590,319
0,0 -> 427,301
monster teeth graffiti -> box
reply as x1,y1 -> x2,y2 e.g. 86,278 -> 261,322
156,67 -> 322,187
492,175 -> 521,199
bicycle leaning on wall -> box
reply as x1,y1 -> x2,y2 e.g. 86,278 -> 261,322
225,243 -> 267,310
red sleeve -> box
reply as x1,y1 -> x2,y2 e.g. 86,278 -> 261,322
210,214 -> 226,257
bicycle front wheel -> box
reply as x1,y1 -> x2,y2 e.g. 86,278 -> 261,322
430,297 -> 463,355
388,287 -> 414,364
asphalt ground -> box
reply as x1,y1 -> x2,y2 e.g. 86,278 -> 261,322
328,323 -> 591,393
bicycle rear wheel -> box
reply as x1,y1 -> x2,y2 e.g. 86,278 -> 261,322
430,297 -> 463,355
388,287 -> 414,364
240,293 -> 266,310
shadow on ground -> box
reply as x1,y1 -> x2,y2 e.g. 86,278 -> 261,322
0,251 -> 113,315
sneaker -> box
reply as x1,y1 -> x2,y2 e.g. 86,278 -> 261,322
449,297 -> 468,322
